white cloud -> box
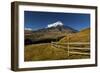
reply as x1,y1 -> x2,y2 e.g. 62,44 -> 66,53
24,28 -> 32,31
47,21 -> 63,28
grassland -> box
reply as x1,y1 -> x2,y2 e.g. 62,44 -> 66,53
25,43 -> 68,61
24,28 -> 90,61
59,28 -> 90,43
24,43 -> 90,61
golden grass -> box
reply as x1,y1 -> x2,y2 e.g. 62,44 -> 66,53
59,28 -> 90,43
24,43 -> 90,61
24,28 -> 90,61
24,43 -> 69,61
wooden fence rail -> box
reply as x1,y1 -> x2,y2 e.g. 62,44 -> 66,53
51,42 -> 90,56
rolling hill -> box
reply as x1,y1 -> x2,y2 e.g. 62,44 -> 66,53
59,28 -> 90,43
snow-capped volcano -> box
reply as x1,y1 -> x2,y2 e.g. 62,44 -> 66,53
25,21 -> 78,44
47,21 -> 63,28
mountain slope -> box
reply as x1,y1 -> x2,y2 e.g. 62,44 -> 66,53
59,28 -> 90,43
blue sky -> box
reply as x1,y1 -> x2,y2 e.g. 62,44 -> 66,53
24,11 -> 90,31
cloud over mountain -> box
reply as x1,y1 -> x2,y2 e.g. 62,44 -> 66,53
25,28 -> 32,31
